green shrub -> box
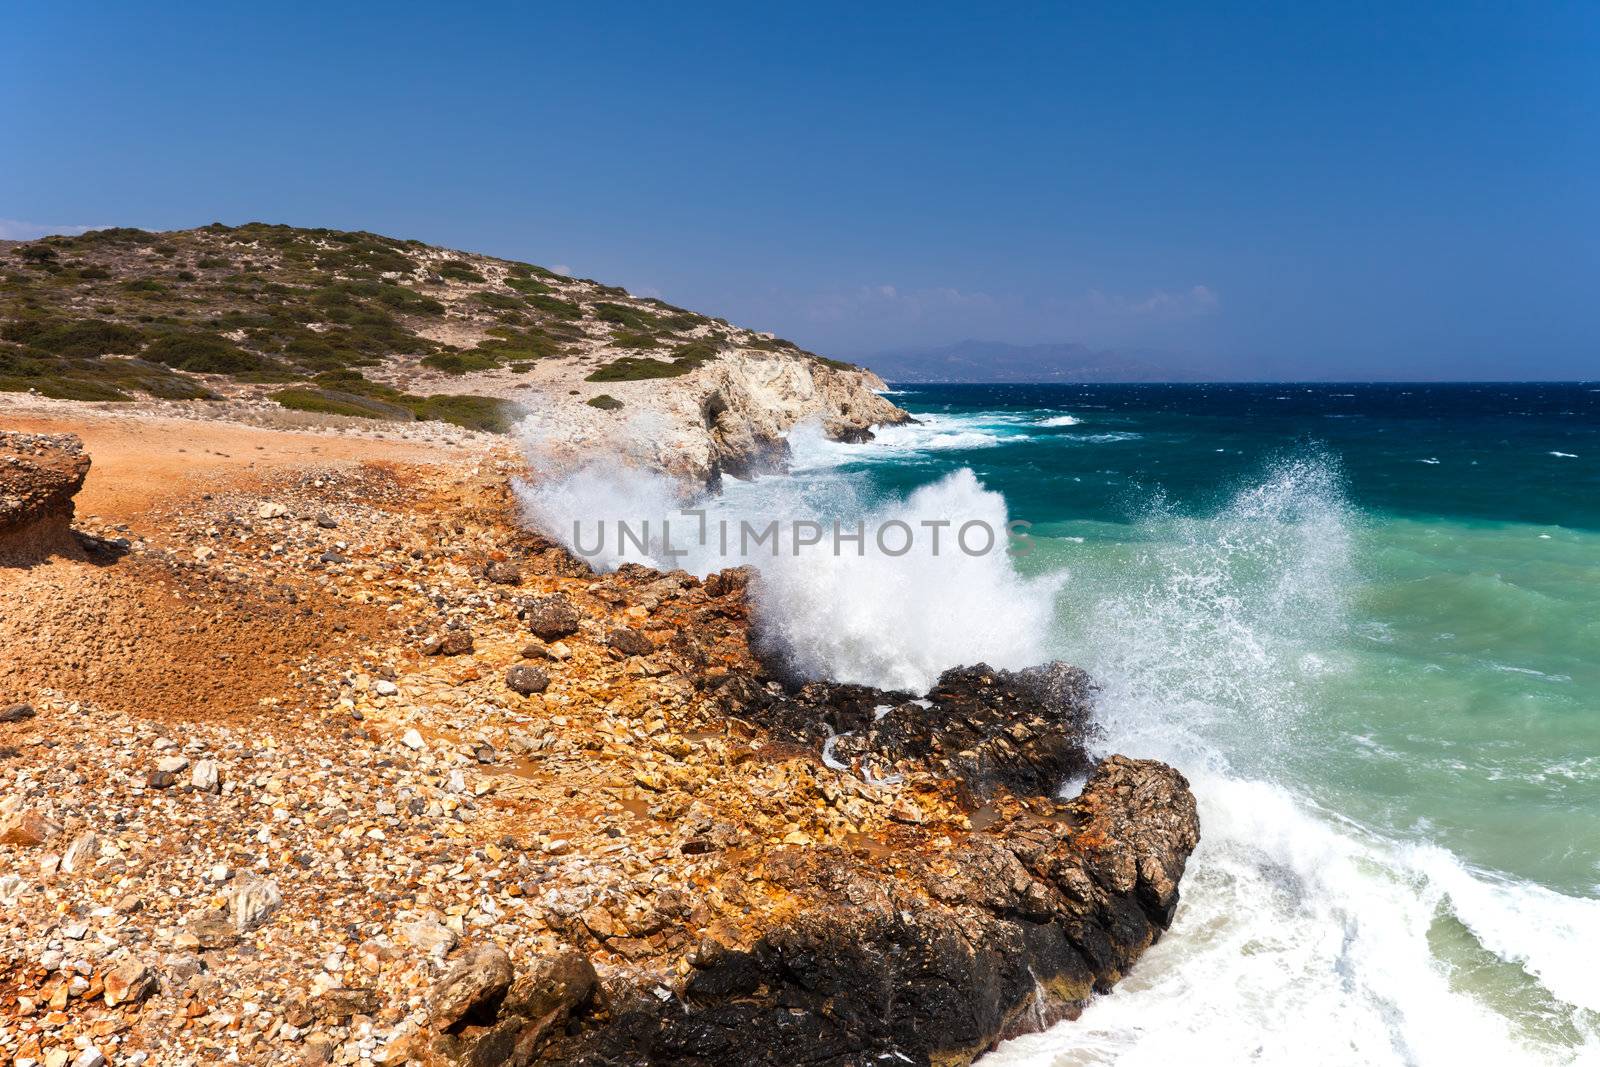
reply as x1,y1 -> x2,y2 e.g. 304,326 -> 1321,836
586,394 -> 624,411
611,331 -> 660,350
506,277 -> 550,296
476,290 -> 523,310
196,256 -> 231,269
272,387 -> 414,421
76,265 -> 112,280
438,261 -> 486,283
142,331 -> 264,373
121,277 -> 169,294
592,301 -> 662,332
673,339 -> 722,365
405,394 -> 521,433
421,350 -> 500,374
31,319 -> 145,358
585,356 -> 693,382
525,295 -> 583,320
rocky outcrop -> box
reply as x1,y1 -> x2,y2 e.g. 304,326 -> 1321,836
535,755 -> 1196,1066
0,430 -> 90,559
697,355 -> 911,479
399,593 -> 1198,1067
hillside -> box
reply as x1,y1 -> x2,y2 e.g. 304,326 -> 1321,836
0,224 -> 905,477
866,339 -> 1199,383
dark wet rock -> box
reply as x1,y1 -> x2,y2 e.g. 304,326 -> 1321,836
701,566 -> 751,599
605,626 -> 653,657
520,594 -> 582,641
505,665 -> 550,696
725,661 -> 1098,798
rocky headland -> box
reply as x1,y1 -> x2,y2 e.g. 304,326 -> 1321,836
1,225 -> 909,483
0,414 -> 1198,1067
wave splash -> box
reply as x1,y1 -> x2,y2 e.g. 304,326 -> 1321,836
513,423 -> 1063,692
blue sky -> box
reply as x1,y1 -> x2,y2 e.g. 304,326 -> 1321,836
4,2 -> 1596,379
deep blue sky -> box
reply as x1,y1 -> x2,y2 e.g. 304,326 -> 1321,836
4,2 -> 1596,379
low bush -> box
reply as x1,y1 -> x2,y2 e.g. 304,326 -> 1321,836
142,331 -> 265,373
592,301 -> 662,332
586,394 -> 624,410
585,356 -> 693,382
421,350 -> 501,374
30,319 -> 145,358
438,261 -> 486,283
405,394 -> 521,433
525,295 -> 584,321
272,386 -> 414,421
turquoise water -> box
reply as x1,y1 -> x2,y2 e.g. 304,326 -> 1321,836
855,384 -> 1600,1064
520,382 -> 1600,1063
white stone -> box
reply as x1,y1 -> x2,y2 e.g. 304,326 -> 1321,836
60,832 -> 100,875
400,729 -> 425,751
227,877 -> 283,931
191,759 -> 221,792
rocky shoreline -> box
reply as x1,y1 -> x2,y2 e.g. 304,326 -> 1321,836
0,423 -> 1197,1067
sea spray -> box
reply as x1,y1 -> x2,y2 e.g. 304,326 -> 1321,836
513,420 -> 1065,692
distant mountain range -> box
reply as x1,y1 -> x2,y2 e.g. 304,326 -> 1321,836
861,339 -> 1202,383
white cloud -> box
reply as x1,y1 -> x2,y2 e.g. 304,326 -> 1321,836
550,263 -> 572,276
1082,284 -> 1220,318
0,219 -> 100,241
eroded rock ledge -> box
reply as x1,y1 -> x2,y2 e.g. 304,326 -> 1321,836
0,430 -> 90,560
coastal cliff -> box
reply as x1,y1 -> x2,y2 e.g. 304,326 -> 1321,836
0,420 -> 1197,1066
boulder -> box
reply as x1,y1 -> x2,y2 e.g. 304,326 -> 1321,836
605,626 -> 653,657
505,665 -> 549,696
429,943 -> 514,1031
521,595 -> 581,641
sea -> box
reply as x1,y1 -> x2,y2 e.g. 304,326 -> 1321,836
518,382 -> 1600,1065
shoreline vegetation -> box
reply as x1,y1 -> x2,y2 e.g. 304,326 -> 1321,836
0,225 -> 1199,1066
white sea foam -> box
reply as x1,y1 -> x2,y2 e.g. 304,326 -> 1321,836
1550,451 -> 1578,458
1038,414 -> 1082,427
